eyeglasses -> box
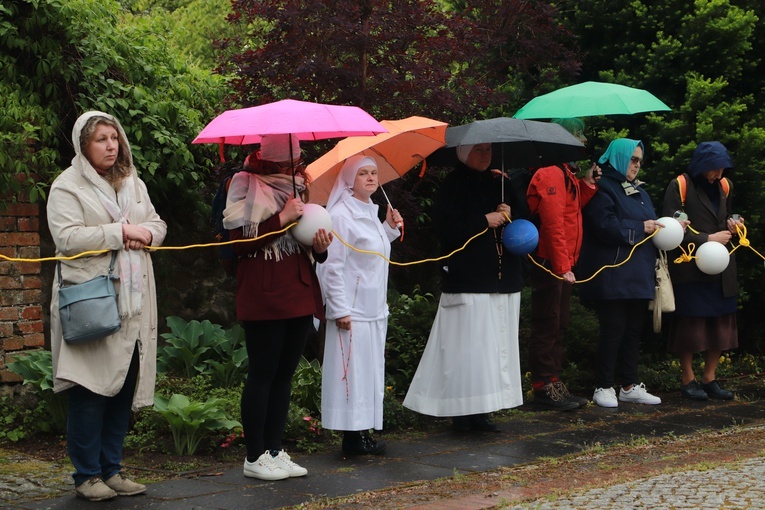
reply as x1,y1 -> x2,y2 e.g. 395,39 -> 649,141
630,156 -> 643,165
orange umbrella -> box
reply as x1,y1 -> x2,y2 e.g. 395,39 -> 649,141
306,116 -> 447,206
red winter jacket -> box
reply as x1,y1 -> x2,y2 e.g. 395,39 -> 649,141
526,163 -> 597,275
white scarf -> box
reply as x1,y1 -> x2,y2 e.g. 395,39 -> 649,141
222,172 -> 304,260
91,175 -> 143,318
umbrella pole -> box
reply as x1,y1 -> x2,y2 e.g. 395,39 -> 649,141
501,145 -> 505,203
379,186 -> 403,230
289,133 -> 297,197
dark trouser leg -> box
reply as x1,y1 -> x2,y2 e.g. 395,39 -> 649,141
100,346 -> 140,480
594,300 -> 644,388
242,317 -> 311,460
528,264 -> 568,383
67,345 -> 139,487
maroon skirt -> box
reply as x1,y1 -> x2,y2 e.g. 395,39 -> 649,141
667,313 -> 738,354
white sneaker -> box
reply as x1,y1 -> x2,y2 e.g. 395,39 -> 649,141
619,382 -> 661,405
243,451 -> 289,480
593,387 -> 618,408
271,449 -> 308,477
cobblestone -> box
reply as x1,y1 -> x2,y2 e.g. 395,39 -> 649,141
506,456 -> 765,509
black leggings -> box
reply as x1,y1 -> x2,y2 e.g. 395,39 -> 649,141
241,316 -> 312,459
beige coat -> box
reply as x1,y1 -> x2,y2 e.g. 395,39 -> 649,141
47,111 -> 167,410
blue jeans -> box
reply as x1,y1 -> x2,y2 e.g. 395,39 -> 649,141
67,346 -> 139,487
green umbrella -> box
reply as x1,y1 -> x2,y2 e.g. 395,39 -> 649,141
513,81 -> 671,119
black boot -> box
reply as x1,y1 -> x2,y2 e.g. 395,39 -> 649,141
469,413 -> 500,433
452,416 -> 471,432
342,431 -> 386,455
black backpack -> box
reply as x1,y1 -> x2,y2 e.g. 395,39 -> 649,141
211,162 -> 245,276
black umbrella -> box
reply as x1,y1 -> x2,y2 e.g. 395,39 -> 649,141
444,117 -> 586,169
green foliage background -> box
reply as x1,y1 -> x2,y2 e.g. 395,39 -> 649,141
3,0 -> 765,362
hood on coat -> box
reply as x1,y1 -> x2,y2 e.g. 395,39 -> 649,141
72,111 -> 134,174
598,138 -> 643,178
688,141 -> 733,178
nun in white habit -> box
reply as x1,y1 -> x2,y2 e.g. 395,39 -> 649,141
317,155 -> 402,455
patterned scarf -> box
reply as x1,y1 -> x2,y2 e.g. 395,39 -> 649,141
91,175 -> 143,318
223,172 -> 305,260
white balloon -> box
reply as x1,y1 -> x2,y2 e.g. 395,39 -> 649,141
695,241 -> 730,275
652,216 -> 685,251
291,203 -> 333,245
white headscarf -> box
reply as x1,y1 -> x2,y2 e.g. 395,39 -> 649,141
326,156 -> 378,211
456,144 -> 475,165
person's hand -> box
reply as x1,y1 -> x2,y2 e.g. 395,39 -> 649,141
561,271 -> 575,284
486,211 -> 507,228
727,216 -> 744,235
336,315 -> 351,331
643,219 -> 662,234
585,163 -> 601,184
123,224 -> 152,250
709,230 -> 732,244
490,168 -> 509,179
279,195 -> 304,226
678,219 -> 691,232
386,205 -> 403,229
312,228 -> 333,254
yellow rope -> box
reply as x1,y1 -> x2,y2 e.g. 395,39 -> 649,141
331,228 -> 490,267
0,223 -> 297,263
5,217 -> 765,276
527,229 -> 660,283
144,223 -> 296,252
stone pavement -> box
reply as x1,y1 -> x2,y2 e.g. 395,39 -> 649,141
502,456 -> 765,509
4,381 -> 765,510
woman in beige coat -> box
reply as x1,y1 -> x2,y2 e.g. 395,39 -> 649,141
47,111 -> 166,502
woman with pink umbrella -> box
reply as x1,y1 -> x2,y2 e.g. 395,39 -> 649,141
223,134 -> 333,480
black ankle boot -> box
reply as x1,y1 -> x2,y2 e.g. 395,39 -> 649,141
342,431 -> 386,455
469,413 -> 500,432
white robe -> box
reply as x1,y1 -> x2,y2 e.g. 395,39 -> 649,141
317,197 -> 399,430
403,292 -> 524,417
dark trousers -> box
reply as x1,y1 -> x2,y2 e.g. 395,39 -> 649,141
67,345 -> 139,487
528,264 -> 572,382
593,299 -> 645,388
242,316 -> 312,459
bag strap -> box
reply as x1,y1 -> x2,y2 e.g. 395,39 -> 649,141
720,177 -> 730,198
57,251 -> 117,286
676,174 -> 687,207
678,174 -> 731,206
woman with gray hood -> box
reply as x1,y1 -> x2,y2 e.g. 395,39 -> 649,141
47,111 -> 166,501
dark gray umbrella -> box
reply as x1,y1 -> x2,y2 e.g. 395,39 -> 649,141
444,117 -> 586,168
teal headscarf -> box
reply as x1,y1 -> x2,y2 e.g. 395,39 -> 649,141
598,138 -> 644,178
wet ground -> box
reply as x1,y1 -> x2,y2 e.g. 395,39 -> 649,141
3,378 -> 765,509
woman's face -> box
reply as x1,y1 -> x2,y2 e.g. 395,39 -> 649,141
703,168 -> 724,183
84,124 -> 120,174
626,146 -> 643,181
352,165 -> 379,201
466,143 -> 492,171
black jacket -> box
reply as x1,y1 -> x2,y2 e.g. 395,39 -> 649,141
434,163 -> 524,294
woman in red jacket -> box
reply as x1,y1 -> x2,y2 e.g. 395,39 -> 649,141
224,134 -> 332,480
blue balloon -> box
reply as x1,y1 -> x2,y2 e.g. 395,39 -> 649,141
502,219 -> 539,255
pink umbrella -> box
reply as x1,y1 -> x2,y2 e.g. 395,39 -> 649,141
192,99 -> 387,146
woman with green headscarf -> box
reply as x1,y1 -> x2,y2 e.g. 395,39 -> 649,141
577,138 -> 663,408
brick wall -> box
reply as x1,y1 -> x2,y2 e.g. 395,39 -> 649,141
0,201 -> 44,383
